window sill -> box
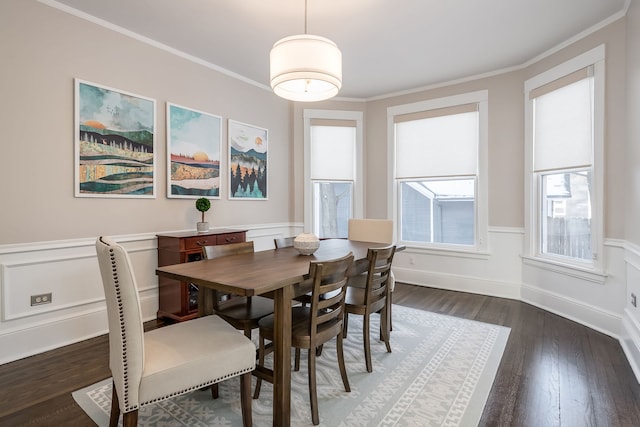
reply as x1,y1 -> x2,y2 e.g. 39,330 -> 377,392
521,255 -> 607,284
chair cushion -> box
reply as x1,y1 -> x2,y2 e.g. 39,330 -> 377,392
138,315 -> 255,406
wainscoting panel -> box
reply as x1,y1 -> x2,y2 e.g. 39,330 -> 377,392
0,234 -> 159,365
621,243 -> 640,382
0,224 -> 302,365
1,223 -> 637,383
520,241 -> 626,339
621,309 -> 640,383
392,227 -> 523,300
2,254 -> 100,321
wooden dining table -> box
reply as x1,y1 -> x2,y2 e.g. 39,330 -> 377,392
155,238 -> 393,426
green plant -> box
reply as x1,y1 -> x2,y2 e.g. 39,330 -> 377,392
195,197 -> 211,222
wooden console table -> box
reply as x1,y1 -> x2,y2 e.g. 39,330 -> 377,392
156,229 -> 247,321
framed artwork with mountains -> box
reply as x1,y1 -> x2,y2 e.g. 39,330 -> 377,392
74,79 -> 156,198
228,119 -> 268,200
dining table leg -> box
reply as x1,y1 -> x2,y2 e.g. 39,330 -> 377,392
272,284 -> 293,427
197,286 -> 214,317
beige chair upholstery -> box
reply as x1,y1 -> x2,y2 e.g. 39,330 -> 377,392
347,218 -> 394,244
96,236 -> 255,427
347,218 -> 395,289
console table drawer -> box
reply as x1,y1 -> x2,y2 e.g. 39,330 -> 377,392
184,236 -> 216,250
217,232 -> 244,245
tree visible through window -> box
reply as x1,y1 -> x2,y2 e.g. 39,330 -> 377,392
316,182 -> 352,238
309,120 -> 357,238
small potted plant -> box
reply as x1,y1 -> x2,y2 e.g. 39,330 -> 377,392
195,197 -> 211,232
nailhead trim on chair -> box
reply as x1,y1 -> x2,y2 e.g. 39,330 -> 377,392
107,245 -> 137,412
138,367 -> 255,407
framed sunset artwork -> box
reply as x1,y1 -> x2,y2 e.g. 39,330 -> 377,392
167,103 -> 222,199
228,120 -> 268,200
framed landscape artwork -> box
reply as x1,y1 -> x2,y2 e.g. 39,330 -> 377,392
167,103 -> 222,199
228,120 -> 268,200
75,79 -> 156,198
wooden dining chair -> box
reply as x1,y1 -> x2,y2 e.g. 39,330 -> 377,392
275,236 -> 317,310
200,241 -> 274,339
96,236 -> 255,427
253,252 -> 354,426
343,245 -> 396,373
347,218 -> 396,332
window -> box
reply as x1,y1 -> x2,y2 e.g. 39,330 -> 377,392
388,91 -> 488,252
304,110 -> 363,238
524,45 -> 604,271
400,179 -> 475,245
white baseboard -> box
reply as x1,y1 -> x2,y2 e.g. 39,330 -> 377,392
393,267 -> 521,300
520,283 -> 621,339
620,309 -> 640,384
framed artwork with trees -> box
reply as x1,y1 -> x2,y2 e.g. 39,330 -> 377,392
228,119 -> 268,200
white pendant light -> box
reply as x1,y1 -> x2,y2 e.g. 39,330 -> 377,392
270,1 -> 342,102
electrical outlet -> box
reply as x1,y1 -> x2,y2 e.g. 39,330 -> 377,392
632,293 -> 637,308
31,293 -> 52,306
409,255 -> 416,265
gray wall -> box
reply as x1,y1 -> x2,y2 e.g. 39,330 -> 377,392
0,1 -> 629,245
0,0 -> 293,245
362,19 -> 627,239
627,0 -> 640,247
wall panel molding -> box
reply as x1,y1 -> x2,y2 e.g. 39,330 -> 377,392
0,224 -> 300,364
620,309 -> 640,383
1,222 -> 637,383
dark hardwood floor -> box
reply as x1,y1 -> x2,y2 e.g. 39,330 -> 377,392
1,283 -> 639,426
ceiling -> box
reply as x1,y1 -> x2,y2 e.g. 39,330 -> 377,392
46,0 -> 628,100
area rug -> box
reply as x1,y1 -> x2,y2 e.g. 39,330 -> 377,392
73,305 -> 509,426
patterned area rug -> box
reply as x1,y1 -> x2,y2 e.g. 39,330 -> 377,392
73,305 -> 509,426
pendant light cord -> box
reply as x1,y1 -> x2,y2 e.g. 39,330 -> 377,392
304,0 -> 308,34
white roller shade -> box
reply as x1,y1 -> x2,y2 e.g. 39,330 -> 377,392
533,72 -> 593,172
310,124 -> 356,180
395,109 -> 478,178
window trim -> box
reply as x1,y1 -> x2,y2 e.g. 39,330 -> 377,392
524,44 -> 605,273
387,90 -> 489,253
303,109 -> 364,233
